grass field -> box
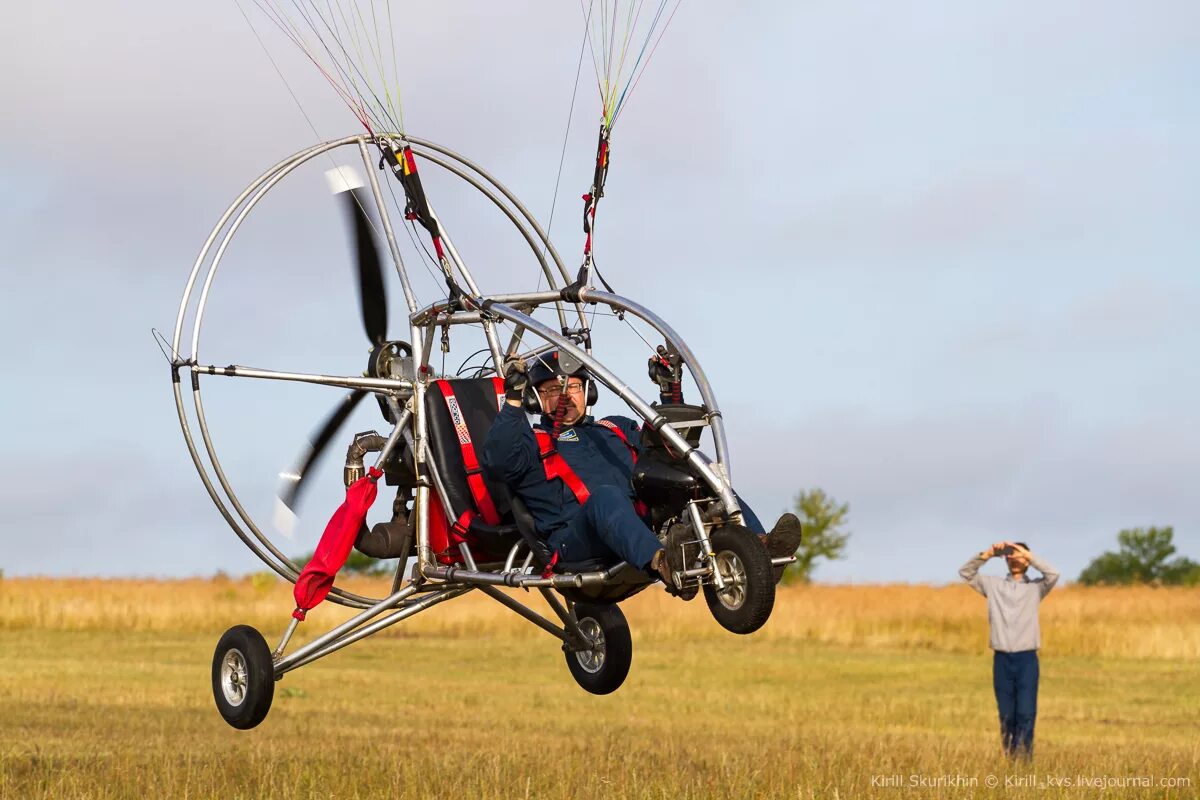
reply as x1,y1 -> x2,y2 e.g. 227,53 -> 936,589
1,577 -> 1197,799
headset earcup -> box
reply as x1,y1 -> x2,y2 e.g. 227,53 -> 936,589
523,385 -> 543,416
586,379 -> 598,406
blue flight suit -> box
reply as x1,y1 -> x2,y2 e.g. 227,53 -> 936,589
481,403 -> 764,570
481,404 -> 660,568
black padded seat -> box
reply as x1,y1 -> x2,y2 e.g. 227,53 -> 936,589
424,379 -> 522,555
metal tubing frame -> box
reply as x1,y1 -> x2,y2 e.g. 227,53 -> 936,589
424,564 -> 612,589
538,588 -> 589,648
173,138 -> 395,606
461,301 -> 743,521
417,557 -> 640,588
275,583 -> 422,673
193,363 -> 412,393
687,499 -> 725,591
172,133 -> 745,630
410,152 -> 574,334
170,132 -> 770,681
578,289 -> 733,482
476,585 -> 574,644
411,287 -> 734,483
273,576 -> 615,675
424,202 -> 506,371
404,135 -> 595,341
276,586 -> 470,676
171,134 -> 586,608
358,139 -> 420,315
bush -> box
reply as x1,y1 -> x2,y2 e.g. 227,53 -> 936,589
1078,527 -> 1200,586
780,488 -> 850,584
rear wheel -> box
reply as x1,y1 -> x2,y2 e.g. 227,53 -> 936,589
563,603 -> 633,695
703,525 -> 775,634
212,625 -> 275,729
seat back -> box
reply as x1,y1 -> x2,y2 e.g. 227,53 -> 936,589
425,378 -> 509,516
424,378 -> 519,562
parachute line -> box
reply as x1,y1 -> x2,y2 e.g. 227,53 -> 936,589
582,0 -> 684,132
248,0 -> 410,136
537,2 -> 594,293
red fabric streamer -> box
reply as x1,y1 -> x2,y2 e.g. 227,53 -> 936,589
292,467 -> 383,620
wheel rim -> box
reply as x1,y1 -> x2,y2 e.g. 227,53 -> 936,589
221,648 -> 249,706
713,550 -> 747,610
574,618 -> 606,674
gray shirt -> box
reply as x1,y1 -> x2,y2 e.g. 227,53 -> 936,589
959,552 -> 1060,653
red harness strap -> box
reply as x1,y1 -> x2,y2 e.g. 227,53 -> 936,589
532,419 -> 643,511
435,379 -> 505,526
595,419 -> 639,465
533,428 -> 591,506
595,419 -> 650,519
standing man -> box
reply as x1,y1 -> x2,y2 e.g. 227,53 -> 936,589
959,541 -> 1060,760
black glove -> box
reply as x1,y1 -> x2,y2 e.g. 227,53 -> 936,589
503,357 -> 528,402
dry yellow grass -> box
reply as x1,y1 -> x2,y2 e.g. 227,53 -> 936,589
3,576 -> 1197,659
1,578 -> 1197,799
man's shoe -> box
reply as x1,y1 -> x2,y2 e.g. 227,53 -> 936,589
761,513 -> 802,583
662,522 -> 699,600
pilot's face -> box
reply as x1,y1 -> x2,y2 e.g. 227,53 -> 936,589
537,377 -> 587,424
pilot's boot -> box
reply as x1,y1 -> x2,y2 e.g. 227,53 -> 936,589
760,513 -> 802,583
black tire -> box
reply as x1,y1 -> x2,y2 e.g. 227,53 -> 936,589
563,603 -> 633,695
703,525 -> 776,634
212,625 -> 275,729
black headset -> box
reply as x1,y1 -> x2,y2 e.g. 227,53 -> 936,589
522,367 -> 599,415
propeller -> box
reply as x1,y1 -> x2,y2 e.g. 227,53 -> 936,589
275,171 -> 391,532
346,186 -> 388,346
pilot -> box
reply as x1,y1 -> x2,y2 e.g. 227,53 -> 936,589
480,351 -> 801,595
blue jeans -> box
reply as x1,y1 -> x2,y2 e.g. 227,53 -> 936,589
993,650 -> 1039,758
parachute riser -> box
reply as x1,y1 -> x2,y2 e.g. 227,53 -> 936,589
374,135 -> 504,368
376,138 -> 463,302
582,124 -> 612,257
570,124 -> 613,296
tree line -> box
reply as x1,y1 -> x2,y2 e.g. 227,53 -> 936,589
773,491 -> 1198,587
299,488 -> 1197,586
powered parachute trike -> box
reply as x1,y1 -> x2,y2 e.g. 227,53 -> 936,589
166,0 -> 795,729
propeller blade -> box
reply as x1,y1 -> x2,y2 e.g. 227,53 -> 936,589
342,188 -> 388,345
278,390 -> 368,515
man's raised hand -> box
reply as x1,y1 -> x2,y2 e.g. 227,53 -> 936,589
503,357 -> 528,403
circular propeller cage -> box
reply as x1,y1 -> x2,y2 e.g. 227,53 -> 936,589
170,134 -> 738,608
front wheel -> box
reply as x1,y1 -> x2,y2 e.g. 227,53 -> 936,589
563,603 -> 633,695
703,525 -> 775,634
212,625 -> 275,729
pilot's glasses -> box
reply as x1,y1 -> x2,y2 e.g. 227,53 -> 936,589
538,380 -> 585,400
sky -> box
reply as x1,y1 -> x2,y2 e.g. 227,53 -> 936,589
1,1 -> 1197,584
